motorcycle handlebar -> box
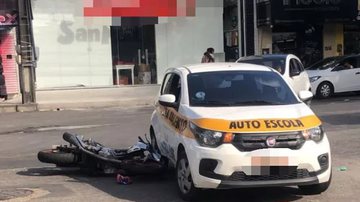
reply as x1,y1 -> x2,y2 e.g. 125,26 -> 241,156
138,136 -> 145,143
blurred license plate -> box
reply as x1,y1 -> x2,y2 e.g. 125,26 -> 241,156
247,157 -> 295,176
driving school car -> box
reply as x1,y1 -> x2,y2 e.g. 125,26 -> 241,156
150,63 -> 331,200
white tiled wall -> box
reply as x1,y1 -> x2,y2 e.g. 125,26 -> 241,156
155,0 -> 224,84
32,0 -> 113,88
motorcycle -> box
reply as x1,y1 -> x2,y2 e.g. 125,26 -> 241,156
38,132 -> 167,175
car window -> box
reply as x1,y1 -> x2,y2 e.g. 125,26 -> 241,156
289,59 -> 301,76
237,57 -> 286,75
336,57 -> 358,71
187,71 -> 299,107
163,74 -> 181,103
356,57 -> 360,68
161,73 -> 173,95
294,59 -> 305,72
307,56 -> 343,70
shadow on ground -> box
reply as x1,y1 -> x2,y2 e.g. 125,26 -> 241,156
312,91 -> 360,103
320,112 -> 360,125
16,167 -> 310,202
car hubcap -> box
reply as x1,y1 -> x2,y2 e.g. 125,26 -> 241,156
320,84 -> 331,97
177,158 -> 192,194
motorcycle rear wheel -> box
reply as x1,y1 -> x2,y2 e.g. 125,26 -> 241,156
38,149 -> 78,167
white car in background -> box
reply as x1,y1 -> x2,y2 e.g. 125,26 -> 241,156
306,55 -> 360,98
237,54 -> 311,95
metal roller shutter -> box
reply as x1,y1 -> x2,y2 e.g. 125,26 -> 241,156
0,30 -> 19,95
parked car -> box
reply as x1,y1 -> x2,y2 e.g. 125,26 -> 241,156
236,54 -> 311,95
150,63 -> 331,201
306,55 -> 360,98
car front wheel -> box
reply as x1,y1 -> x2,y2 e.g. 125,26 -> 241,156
176,150 -> 199,201
316,82 -> 333,99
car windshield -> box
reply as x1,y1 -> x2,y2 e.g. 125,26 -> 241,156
307,56 -> 343,70
237,56 -> 286,75
187,71 -> 299,107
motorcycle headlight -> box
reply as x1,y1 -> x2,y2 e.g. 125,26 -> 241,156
303,126 -> 324,142
310,76 -> 321,83
189,122 -> 224,148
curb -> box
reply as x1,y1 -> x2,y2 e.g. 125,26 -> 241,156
37,97 -> 156,111
0,103 -> 38,113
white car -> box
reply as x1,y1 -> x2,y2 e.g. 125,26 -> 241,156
150,63 -> 331,201
237,54 -> 311,95
306,55 -> 360,98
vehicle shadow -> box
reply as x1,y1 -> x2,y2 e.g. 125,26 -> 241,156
313,91 -> 360,102
321,112 -> 360,125
17,167 -> 307,202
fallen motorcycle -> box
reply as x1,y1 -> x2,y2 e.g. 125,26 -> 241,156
38,132 -> 167,175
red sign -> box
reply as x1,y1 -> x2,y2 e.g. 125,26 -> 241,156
0,12 -> 18,26
83,0 -> 196,17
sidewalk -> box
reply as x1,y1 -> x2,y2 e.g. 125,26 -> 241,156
0,85 -> 161,113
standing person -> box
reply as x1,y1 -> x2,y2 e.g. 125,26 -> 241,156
201,47 -> 215,63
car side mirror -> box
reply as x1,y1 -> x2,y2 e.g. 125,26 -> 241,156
298,90 -> 313,103
159,94 -> 177,108
290,70 -> 301,77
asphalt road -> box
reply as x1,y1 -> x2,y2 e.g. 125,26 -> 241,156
0,95 -> 360,202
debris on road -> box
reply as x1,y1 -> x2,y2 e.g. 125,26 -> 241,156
337,166 -> 348,171
116,174 -> 133,185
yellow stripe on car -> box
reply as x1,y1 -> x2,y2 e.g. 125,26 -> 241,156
191,115 -> 322,133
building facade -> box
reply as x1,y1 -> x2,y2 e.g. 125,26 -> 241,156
223,0 -> 360,67
32,0 -> 224,88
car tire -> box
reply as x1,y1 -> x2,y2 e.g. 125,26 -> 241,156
176,150 -> 199,201
299,171 -> 332,195
316,82 -> 333,99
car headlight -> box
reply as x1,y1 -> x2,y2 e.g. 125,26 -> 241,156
189,122 -> 225,147
309,76 -> 321,83
302,126 -> 324,142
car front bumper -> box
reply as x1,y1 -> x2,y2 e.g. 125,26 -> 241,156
184,135 -> 331,189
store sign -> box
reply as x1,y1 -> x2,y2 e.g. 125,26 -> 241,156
257,0 -> 358,26
83,0 -> 196,17
0,11 -> 18,26
57,21 -> 110,45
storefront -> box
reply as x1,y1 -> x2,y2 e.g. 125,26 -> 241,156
0,0 -> 20,100
110,19 -> 158,85
223,0 -> 255,61
32,0 -> 224,88
256,0 -> 359,66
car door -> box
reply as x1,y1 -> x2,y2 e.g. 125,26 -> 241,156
158,72 -> 183,162
332,57 -> 359,92
155,73 -> 175,159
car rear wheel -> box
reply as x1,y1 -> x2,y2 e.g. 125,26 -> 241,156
316,82 -> 333,99
176,150 -> 199,201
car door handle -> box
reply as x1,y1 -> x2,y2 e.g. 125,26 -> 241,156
356,72 -> 360,75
